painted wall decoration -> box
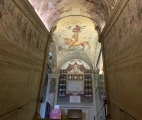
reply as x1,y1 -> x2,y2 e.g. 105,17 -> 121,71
103,0 -> 142,119
66,74 -> 84,95
0,0 -> 49,119
28,0 -> 117,31
0,0 -> 47,59
57,71 -> 93,103
29,0 -> 72,30
66,62 -> 86,74
59,25 -> 90,50
61,59 -> 91,74
58,50 -> 93,70
27,0 -> 118,69
53,16 -> 98,68
104,0 -> 142,65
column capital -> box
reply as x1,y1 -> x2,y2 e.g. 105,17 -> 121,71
48,74 -> 60,79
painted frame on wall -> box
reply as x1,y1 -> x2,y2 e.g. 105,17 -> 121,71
66,73 -> 84,95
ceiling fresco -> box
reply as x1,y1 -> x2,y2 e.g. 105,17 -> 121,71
53,16 -> 98,68
28,0 -> 117,31
58,50 -> 93,70
28,0 -> 118,70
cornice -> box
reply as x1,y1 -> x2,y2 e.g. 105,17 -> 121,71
48,74 -> 60,78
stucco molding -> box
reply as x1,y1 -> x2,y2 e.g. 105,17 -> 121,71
48,74 -> 60,79
58,57 -> 93,70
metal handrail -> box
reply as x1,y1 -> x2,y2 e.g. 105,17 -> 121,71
105,99 -> 137,120
0,98 -> 39,117
97,109 -> 105,116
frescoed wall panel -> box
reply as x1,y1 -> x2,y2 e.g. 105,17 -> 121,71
103,0 -> 142,119
0,0 -> 47,61
0,0 -> 49,119
57,59 -> 93,103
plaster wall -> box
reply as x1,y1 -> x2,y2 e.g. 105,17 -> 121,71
45,74 -> 96,120
102,0 -> 142,119
0,0 -> 49,119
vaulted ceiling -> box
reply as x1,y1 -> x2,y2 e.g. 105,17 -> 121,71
52,16 -> 98,68
29,0 -> 117,70
29,0 -> 117,31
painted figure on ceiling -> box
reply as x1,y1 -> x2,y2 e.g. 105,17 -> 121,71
80,0 -> 106,29
45,6 -> 72,30
29,0 -> 71,30
63,25 -> 90,50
